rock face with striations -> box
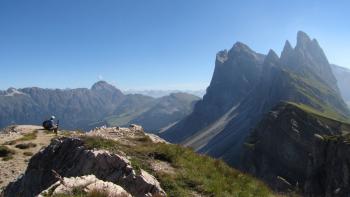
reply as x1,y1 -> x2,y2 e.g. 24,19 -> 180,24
3,137 -> 166,197
162,42 -> 265,143
242,102 -> 350,196
161,31 -> 350,168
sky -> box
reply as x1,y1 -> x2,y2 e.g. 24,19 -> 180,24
0,0 -> 349,90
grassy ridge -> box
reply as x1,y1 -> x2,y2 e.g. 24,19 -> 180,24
288,102 -> 350,125
281,67 -> 350,123
82,136 -> 275,197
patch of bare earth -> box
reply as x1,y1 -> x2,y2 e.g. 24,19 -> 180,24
150,160 -> 175,175
0,125 -> 56,191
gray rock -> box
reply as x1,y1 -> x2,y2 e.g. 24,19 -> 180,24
3,137 -> 166,197
39,175 -> 132,197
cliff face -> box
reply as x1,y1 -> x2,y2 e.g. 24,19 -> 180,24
162,42 -> 265,143
242,103 -> 350,196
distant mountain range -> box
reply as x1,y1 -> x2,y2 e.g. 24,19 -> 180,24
0,81 -> 199,131
160,31 -> 350,196
123,89 -> 205,98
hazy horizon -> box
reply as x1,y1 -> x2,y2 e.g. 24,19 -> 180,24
1,0 -> 350,90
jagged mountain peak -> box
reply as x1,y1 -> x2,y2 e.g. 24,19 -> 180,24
265,49 -> 279,64
296,31 -> 312,48
91,80 -> 114,90
281,40 -> 293,59
91,81 -> 124,96
216,50 -> 229,64
228,42 -> 256,56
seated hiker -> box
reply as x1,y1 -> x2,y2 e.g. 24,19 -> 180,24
42,116 -> 58,134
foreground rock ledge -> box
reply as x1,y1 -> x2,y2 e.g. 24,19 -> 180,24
39,175 -> 132,197
3,137 -> 166,197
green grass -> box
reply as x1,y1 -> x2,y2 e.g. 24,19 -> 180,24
81,136 -> 274,197
18,130 -> 38,141
3,130 -> 39,146
283,68 -> 350,121
288,102 -> 350,124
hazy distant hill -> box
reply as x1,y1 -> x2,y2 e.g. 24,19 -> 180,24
102,92 -> 199,132
0,81 -> 199,131
123,89 -> 205,98
332,64 -> 350,107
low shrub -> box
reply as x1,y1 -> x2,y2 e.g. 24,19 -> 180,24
15,142 -> 37,149
3,140 -> 17,145
0,145 -> 16,160
23,151 -> 34,156
18,130 -> 38,141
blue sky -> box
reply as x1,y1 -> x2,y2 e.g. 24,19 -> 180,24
0,0 -> 349,90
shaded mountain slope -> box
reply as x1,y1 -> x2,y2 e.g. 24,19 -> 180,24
161,42 -> 265,142
242,102 -> 350,196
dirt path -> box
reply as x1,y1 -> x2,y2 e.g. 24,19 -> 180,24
0,125 -> 56,191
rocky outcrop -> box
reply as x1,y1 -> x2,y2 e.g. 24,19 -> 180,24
242,103 -> 350,196
3,137 -> 166,197
39,175 -> 132,197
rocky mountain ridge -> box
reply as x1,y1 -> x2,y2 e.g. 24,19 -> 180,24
0,81 -> 199,132
161,31 -> 349,169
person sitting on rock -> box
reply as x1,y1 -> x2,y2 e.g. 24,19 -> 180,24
42,116 -> 58,135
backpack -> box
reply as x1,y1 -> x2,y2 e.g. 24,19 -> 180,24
42,120 -> 51,129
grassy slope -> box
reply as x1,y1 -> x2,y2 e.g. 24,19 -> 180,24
288,102 -> 350,124
283,68 -> 350,121
81,136 -> 275,197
